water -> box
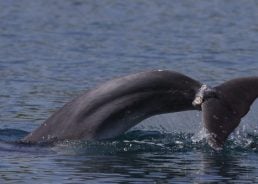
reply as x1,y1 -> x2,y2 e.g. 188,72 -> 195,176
0,0 -> 258,183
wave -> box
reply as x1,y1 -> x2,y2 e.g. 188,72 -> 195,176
0,128 -> 29,142
53,130 -> 258,155
0,128 -> 257,155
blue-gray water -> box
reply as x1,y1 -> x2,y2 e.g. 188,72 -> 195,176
1,0 -> 258,183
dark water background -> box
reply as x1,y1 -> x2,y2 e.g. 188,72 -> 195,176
1,0 -> 258,183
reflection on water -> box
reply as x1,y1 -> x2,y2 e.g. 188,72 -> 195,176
0,130 -> 258,183
1,0 -> 258,183
34,147 -> 258,183
2,150 -> 257,183
50,144 -> 258,183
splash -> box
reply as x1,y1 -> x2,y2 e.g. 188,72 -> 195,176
0,128 -> 257,155
52,130 -> 210,155
191,128 -> 209,143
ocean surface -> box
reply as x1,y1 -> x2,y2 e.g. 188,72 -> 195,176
1,0 -> 258,183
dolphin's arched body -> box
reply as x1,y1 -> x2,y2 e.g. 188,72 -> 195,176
22,70 -> 258,150
23,70 -> 201,143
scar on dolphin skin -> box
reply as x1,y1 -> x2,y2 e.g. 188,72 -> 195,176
21,70 -> 258,150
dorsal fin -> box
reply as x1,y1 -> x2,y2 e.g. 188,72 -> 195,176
202,77 -> 258,149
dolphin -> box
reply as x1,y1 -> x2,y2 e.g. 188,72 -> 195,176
22,70 -> 258,149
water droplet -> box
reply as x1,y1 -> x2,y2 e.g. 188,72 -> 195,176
213,115 -> 219,120
175,141 -> 183,144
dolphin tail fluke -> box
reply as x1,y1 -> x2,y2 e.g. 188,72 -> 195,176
201,77 -> 258,149
201,98 -> 241,150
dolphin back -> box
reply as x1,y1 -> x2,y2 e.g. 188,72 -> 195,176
23,70 -> 202,143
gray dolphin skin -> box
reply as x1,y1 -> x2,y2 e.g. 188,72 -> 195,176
22,70 -> 258,150
23,70 -> 201,143
202,77 -> 258,149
